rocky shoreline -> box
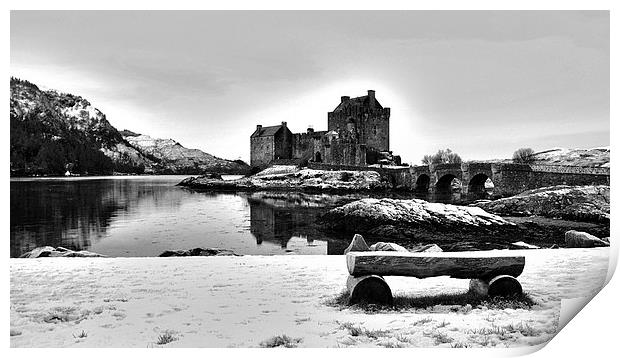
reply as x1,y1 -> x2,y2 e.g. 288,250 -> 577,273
318,196 -> 610,252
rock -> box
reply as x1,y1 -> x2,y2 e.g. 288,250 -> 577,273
370,242 -> 409,252
159,248 -> 240,257
473,185 -> 610,223
19,246 -> 56,258
19,246 -> 105,258
343,234 -> 370,254
549,244 -> 559,249
564,230 -> 609,248
511,241 -> 540,249
409,244 -> 443,253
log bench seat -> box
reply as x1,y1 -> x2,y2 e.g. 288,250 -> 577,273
345,250 -> 526,305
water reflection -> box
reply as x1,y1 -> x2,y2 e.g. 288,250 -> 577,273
245,192 -> 354,254
10,176 -> 188,257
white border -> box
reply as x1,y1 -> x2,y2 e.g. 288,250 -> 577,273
3,1 -> 617,357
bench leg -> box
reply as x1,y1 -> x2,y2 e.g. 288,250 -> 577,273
347,275 -> 393,305
469,275 -> 522,297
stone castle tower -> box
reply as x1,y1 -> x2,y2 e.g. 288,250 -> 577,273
327,90 -> 390,152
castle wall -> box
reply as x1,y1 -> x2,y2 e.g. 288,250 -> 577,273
273,129 -> 292,160
292,131 -> 326,161
250,136 -> 274,168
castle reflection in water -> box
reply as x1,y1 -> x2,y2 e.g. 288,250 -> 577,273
245,192 -> 354,255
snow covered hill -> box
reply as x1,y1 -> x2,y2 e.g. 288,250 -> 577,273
10,78 -> 249,175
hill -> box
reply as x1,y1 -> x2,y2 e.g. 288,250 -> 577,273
10,78 -> 249,176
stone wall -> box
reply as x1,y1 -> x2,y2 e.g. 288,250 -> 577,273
250,136 -> 274,168
291,131 -> 325,162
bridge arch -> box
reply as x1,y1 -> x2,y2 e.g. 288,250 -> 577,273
415,174 -> 430,193
467,173 -> 494,200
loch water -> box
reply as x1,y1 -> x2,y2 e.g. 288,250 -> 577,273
10,176 -> 369,257
10,175 -> 473,258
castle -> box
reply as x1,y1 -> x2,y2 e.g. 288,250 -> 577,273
250,90 -> 399,168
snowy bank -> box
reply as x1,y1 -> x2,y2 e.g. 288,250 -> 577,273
10,248 -> 609,347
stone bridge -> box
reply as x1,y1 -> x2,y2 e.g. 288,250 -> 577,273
394,162 -> 610,200
308,161 -> 610,200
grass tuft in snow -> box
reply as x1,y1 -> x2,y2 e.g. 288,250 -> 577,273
73,330 -> 88,339
259,334 -> 303,348
328,290 -> 536,312
338,322 -> 390,339
429,331 -> 454,345
43,306 -> 90,323
156,331 -> 178,345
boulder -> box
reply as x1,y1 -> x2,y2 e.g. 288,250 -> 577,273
19,246 -> 105,258
343,234 -> 371,254
19,246 -> 56,258
409,243 -> 443,253
564,230 -> 609,248
370,242 -> 409,252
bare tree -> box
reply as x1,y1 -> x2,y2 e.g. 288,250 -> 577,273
512,148 -> 536,163
422,148 -> 462,165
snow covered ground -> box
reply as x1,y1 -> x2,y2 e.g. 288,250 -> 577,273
10,248 -> 609,348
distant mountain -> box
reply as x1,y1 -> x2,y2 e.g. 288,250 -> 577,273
122,132 -> 250,175
10,78 -> 249,176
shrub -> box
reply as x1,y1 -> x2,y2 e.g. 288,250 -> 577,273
513,148 -> 536,163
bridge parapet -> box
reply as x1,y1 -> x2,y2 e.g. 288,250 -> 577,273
529,165 -> 609,175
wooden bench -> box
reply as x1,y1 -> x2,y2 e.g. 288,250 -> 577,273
346,250 -> 525,305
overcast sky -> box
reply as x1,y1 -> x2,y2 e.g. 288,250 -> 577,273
11,11 -> 609,164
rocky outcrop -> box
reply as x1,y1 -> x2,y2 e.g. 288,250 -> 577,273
472,185 -> 610,223
178,167 -> 389,192
564,230 -> 610,248
320,199 -> 527,251
323,198 -> 513,231
159,248 -> 240,257
19,246 -> 105,258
